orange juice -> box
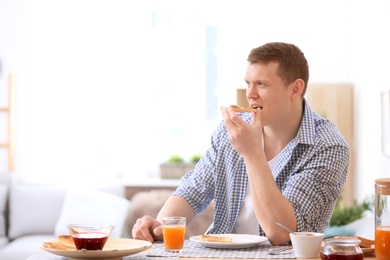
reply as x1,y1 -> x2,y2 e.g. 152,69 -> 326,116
376,226 -> 390,260
162,225 -> 186,251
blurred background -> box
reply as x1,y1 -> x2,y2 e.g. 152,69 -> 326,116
0,0 -> 390,204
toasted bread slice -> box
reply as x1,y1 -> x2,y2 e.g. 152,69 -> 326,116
58,235 -> 76,248
356,236 -> 375,248
42,241 -> 76,250
230,105 -> 258,113
199,234 -> 233,242
43,235 -> 76,250
220,105 -> 259,113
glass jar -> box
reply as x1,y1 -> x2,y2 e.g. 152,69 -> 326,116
320,238 -> 363,260
375,178 -> 390,260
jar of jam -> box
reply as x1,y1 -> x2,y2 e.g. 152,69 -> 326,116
320,238 -> 363,260
375,178 -> 390,260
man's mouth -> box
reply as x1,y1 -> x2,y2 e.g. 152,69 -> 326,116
252,106 -> 263,110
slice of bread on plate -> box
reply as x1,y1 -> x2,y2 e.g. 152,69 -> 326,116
43,235 -> 76,250
199,234 -> 233,242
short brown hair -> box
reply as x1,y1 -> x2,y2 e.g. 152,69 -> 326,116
247,42 -> 309,97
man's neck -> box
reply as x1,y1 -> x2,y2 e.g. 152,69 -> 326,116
263,103 -> 304,160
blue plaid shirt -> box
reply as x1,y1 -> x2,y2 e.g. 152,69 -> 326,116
173,99 -> 349,236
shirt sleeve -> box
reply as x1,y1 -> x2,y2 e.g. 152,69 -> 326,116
283,143 -> 349,233
172,121 -> 224,216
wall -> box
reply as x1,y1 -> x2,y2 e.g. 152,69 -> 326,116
348,1 -> 390,200
216,0 -> 390,202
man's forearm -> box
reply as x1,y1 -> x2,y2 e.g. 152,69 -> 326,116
156,195 -> 195,224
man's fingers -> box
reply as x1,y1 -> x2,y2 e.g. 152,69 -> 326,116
153,226 -> 163,240
132,216 -> 160,242
251,107 -> 262,125
140,226 -> 155,242
222,107 -> 242,129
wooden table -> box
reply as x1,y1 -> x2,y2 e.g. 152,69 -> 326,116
28,252 -> 378,260
29,238 -> 378,260
182,258 -> 377,260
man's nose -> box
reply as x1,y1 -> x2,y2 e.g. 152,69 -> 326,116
246,86 -> 258,100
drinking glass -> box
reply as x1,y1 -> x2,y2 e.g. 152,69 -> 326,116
161,216 -> 186,253
67,223 -> 114,250
375,178 -> 390,260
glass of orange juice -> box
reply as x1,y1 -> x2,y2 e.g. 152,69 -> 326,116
376,226 -> 390,260
162,216 -> 186,253
375,178 -> 390,260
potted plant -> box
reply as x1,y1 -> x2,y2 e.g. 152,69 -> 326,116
329,195 -> 374,226
159,154 -> 201,179
190,154 -> 202,163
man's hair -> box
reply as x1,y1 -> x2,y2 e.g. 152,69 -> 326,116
247,42 -> 309,97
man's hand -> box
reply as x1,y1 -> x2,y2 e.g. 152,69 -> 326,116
221,106 -> 263,158
132,215 -> 163,242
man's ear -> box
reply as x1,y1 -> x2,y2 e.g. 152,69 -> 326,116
291,79 -> 305,100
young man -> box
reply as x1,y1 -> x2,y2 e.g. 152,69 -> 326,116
132,42 -> 349,245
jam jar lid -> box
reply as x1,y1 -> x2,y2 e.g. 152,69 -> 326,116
323,237 -> 361,245
376,178 -> 390,195
375,178 -> 390,185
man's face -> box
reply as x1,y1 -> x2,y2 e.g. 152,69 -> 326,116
244,61 -> 294,127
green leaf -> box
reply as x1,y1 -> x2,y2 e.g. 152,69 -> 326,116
190,154 -> 202,163
329,195 -> 374,226
167,154 -> 184,163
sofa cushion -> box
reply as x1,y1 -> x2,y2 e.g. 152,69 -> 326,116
55,188 -> 130,238
0,236 -> 8,249
0,185 -> 7,237
8,184 -> 67,240
125,189 -> 214,239
0,234 -> 55,260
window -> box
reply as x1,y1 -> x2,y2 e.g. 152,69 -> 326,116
3,0 -> 232,183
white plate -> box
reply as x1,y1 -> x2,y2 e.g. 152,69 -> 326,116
189,234 -> 268,249
40,238 -> 152,259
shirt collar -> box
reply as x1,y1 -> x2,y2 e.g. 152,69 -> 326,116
294,99 -> 317,146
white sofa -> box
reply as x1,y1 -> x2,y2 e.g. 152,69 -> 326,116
0,176 -> 214,260
0,182 -> 131,260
